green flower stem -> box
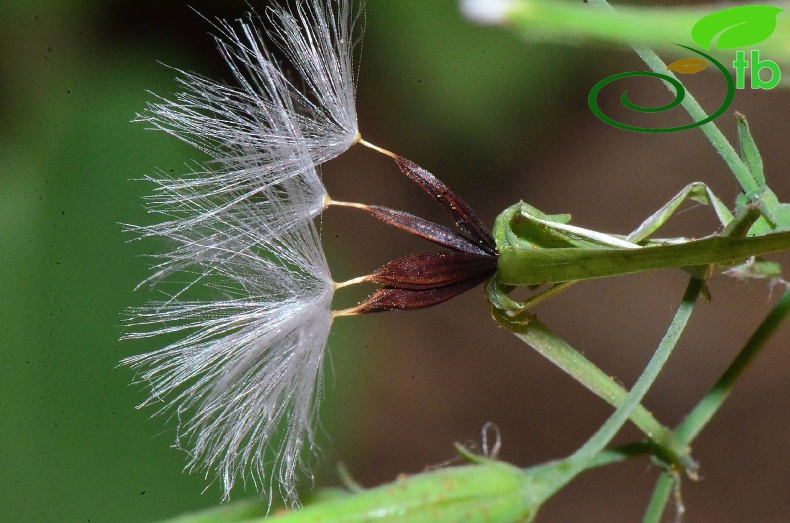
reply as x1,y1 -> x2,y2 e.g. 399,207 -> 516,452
493,308 -> 695,471
675,291 -> 790,444
506,279 -> 701,517
642,473 -> 676,523
265,461 -> 537,523
585,441 -> 654,469
498,0 -> 790,87
674,288 -> 790,443
503,1 -> 694,48
643,288 -> 790,522
161,498 -> 268,523
502,0 -> 790,59
496,230 -> 790,286
499,0 -> 769,193
585,0 -> 759,194
561,278 -> 701,477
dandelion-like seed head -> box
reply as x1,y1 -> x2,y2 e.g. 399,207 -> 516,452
264,0 -> 362,151
125,0 -> 496,506
124,169 -> 335,503
125,0 -> 361,505
134,0 -> 361,239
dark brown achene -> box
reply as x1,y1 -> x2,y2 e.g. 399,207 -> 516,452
347,155 -> 498,314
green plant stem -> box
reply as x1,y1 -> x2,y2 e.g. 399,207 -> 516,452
585,442 -> 653,469
642,288 -> 790,521
642,289 -> 790,522
267,461 -> 537,522
494,308 -> 695,471
500,0 -> 776,191
585,0 -> 758,194
642,473 -> 676,523
502,0 -> 790,59
675,288 -> 790,443
496,230 -> 790,285
562,278 -> 701,477
504,1 -> 693,45
161,498 -> 269,523
629,49 -> 755,193
526,279 -> 700,522
498,0 -> 790,85
504,278 -> 702,518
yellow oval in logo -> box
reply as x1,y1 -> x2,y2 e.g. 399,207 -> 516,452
667,57 -> 709,74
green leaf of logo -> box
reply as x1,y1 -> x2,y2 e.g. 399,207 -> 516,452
692,5 -> 783,50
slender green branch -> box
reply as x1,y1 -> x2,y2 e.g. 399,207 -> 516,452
490,0 -> 778,192
642,473 -> 676,523
493,308 -> 695,471
501,1 -> 692,46
488,0 -> 790,70
496,230 -> 790,286
585,0 -> 757,193
585,441 -> 654,470
161,498 -> 268,523
562,278 -> 702,476
636,49 -> 754,192
643,289 -> 790,521
675,288 -> 790,443
557,279 -> 699,523
503,278 -> 702,518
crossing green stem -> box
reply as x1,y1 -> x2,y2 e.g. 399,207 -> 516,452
497,230 -> 790,285
493,308 -> 695,471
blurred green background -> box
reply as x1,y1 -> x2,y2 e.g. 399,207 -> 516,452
2,1 -> 789,521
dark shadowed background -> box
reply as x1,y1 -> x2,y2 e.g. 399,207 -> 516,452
1,1 -> 789,521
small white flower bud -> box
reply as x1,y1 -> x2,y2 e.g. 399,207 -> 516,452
460,0 -> 515,25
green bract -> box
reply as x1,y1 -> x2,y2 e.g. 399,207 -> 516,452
267,461 -> 538,523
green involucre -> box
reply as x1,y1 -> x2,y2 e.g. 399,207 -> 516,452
266,462 -> 538,522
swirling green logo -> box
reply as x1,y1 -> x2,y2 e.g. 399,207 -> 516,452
588,46 -> 733,133
588,5 -> 783,133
